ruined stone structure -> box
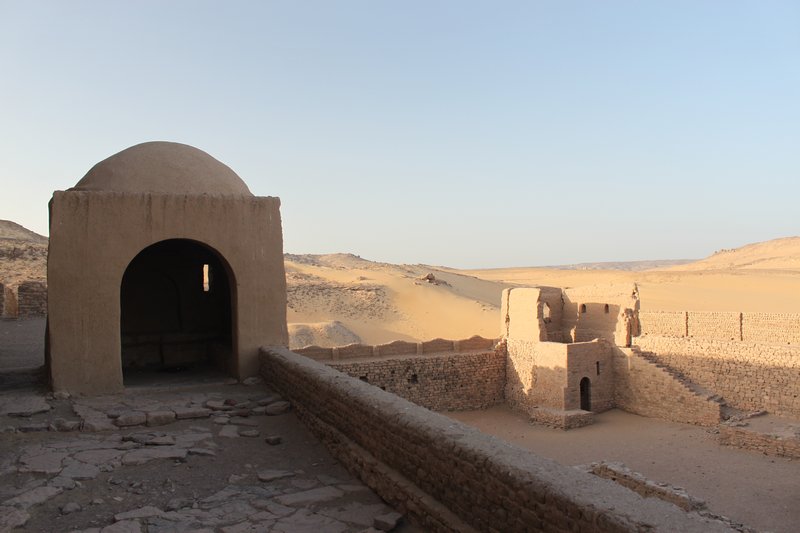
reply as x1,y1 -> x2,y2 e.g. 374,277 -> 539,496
17,280 -> 47,317
502,284 -> 639,428
47,142 -> 288,395
0,282 -> 19,318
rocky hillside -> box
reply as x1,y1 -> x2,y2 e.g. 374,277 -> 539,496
0,220 -> 47,286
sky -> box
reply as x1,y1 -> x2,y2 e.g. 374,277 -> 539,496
1,1 -> 798,268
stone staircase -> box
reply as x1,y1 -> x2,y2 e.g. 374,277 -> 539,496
632,346 -> 745,421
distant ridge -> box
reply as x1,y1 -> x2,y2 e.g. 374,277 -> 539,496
667,236 -> 800,272
0,220 -> 47,244
544,259 -> 695,272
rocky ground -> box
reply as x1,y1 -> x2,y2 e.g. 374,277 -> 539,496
0,380 -> 412,533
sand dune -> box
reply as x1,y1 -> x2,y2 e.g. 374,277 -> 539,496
3,221 -> 799,347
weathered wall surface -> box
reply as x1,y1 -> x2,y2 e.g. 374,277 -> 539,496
719,424 -> 800,460
48,191 -> 287,394
260,347 -> 733,533
505,339 -> 613,415
294,336 -> 497,361
639,311 -> 800,345
562,284 -> 639,346
328,348 -> 505,412
635,336 -> 800,417
613,348 -> 721,426
0,281 -> 11,317
18,281 -> 47,317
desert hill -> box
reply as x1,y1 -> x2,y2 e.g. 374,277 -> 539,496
2,220 -> 800,346
664,237 -> 800,272
0,220 -> 47,286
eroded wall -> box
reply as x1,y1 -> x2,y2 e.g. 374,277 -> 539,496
260,347 -> 734,533
18,281 -> 47,317
562,284 -> 639,346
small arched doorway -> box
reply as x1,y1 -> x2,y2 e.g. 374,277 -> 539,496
120,239 -> 234,384
579,377 -> 591,411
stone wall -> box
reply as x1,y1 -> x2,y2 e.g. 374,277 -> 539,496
17,281 -> 47,317
613,348 -> 721,426
639,311 -> 800,345
719,424 -> 800,460
562,284 -> 639,346
328,348 -> 505,412
260,347 -> 733,533
293,335 -> 497,361
505,338 -> 614,428
635,336 -> 800,417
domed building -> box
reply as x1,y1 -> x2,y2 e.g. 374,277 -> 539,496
47,142 -> 288,394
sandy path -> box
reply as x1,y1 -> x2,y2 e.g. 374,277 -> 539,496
448,405 -> 800,533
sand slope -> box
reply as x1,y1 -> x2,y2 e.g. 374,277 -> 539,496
2,221 -> 799,346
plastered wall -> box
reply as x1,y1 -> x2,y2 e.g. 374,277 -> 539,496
260,347 -> 733,533
636,336 -> 800,417
48,191 -> 287,394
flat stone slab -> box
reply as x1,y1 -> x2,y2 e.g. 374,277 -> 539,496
73,448 -> 125,465
264,401 -> 291,416
0,505 -> 30,530
101,520 -> 143,532
121,447 -> 188,466
146,410 -> 176,426
19,451 -> 68,474
61,460 -> 101,480
173,406 -> 211,419
114,505 -> 166,521
272,508 -> 348,533
219,425 -> 240,438
3,485 -> 62,510
275,486 -> 344,507
114,412 -> 146,427
0,395 -> 52,417
257,469 -> 295,482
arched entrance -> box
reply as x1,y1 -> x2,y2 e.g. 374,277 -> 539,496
120,239 -> 234,384
579,377 -> 591,411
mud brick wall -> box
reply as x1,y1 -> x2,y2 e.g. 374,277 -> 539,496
639,311 -> 800,345
17,281 -> 47,317
719,424 -> 800,460
742,313 -> 800,345
328,349 -> 505,411
639,311 -> 686,337
636,336 -> 800,417
260,347 -> 734,533
613,348 -> 721,426
294,336 -> 497,362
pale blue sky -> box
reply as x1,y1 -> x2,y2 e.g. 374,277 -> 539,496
1,1 -> 798,268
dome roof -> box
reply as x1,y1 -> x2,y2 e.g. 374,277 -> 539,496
73,141 -> 253,196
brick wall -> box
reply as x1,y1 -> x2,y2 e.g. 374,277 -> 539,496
328,348 -> 506,411
636,336 -> 800,417
17,280 -> 47,317
260,347 -> 733,533
719,424 -> 800,459
293,335 -> 496,361
639,311 -> 800,345
613,348 -> 721,426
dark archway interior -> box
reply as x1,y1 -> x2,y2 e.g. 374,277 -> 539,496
580,377 -> 591,411
120,239 -> 232,383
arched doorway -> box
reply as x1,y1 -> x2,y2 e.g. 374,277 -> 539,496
120,239 -> 234,384
580,377 -> 591,411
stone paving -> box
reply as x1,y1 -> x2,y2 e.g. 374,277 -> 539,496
0,380 -> 406,533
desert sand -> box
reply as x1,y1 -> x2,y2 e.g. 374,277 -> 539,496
286,237 -> 800,347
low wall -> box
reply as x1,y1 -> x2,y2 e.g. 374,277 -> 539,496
293,335 -> 497,361
635,336 -> 800,417
328,349 -> 505,411
719,424 -> 800,460
260,347 -> 733,532
639,311 -> 800,345
613,348 -> 721,426
17,281 -> 47,317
